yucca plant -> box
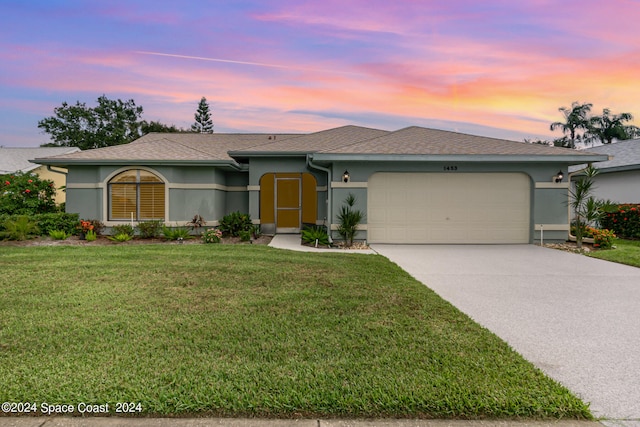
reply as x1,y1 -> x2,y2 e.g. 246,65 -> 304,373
301,225 -> 330,246
162,226 -> 193,241
337,194 -> 364,247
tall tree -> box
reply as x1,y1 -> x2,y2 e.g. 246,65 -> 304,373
140,120 -> 183,135
550,102 -> 592,149
586,108 -> 640,145
38,95 -> 144,150
191,97 -> 214,133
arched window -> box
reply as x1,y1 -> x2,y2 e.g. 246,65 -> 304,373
108,169 -> 165,220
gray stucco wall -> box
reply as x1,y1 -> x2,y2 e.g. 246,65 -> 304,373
63,158 -> 574,243
65,165 -> 249,226
591,170 -> 640,204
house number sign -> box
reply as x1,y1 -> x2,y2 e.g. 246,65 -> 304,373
443,166 -> 458,171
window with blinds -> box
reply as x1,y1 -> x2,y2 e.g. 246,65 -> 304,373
108,170 -> 165,220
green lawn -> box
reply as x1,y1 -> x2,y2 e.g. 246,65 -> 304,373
0,245 -> 590,419
589,238 -> 640,267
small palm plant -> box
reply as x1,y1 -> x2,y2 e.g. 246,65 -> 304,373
2,216 -> 39,241
337,193 -> 364,247
570,165 -> 609,248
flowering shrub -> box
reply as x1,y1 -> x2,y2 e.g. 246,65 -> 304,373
591,228 -> 616,249
78,220 -> 95,233
202,228 -> 223,243
600,204 -> 640,239
0,172 -> 57,215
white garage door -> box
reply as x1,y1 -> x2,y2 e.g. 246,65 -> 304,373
368,173 -> 530,244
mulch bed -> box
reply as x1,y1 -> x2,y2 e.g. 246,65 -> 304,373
0,234 -> 273,247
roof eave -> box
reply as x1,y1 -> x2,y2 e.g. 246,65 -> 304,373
310,153 -> 610,163
32,158 -> 249,171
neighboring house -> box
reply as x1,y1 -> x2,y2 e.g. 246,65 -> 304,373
0,146 -> 80,204
569,139 -> 640,204
34,125 -> 607,244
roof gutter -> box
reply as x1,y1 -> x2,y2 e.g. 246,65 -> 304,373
32,159 -> 250,171
310,153 -> 610,163
46,165 -> 69,176
306,154 -> 333,240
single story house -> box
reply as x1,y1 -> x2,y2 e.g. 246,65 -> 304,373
34,125 -> 608,244
569,139 -> 640,204
1,146 -> 80,204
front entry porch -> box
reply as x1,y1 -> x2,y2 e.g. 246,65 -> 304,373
259,172 -> 318,234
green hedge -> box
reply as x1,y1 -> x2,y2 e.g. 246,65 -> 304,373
0,212 -> 79,236
600,204 -> 640,239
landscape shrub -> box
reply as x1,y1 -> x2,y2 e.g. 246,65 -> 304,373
36,212 -> 80,236
591,228 -> 616,249
1,215 -> 39,241
137,220 -> 163,238
218,211 -> 253,237
49,230 -> 70,240
162,226 -> 192,240
0,172 -> 57,215
0,212 -> 79,236
201,228 -> 222,243
600,204 -> 640,239
301,225 -> 330,246
108,233 -> 133,242
111,224 -> 135,237
337,193 -> 364,247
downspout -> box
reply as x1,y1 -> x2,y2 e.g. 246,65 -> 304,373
306,154 -> 333,242
46,165 -> 68,176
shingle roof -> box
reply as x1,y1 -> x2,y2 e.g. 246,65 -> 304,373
568,139 -> 640,173
0,147 -> 80,173
230,125 -> 389,155
33,126 -> 607,167
34,133 -> 301,164
322,126 -> 599,156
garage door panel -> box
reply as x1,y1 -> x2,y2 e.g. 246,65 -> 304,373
368,173 -> 530,244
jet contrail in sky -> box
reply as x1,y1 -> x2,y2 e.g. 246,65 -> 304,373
135,51 -> 361,75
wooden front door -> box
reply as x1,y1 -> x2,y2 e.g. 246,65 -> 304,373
275,177 -> 301,232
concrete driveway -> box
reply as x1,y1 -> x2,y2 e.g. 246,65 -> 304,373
371,244 -> 640,425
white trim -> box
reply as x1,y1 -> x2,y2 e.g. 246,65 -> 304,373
67,183 -> 102,189
316,186 -> 328,192
535,224 -> 569,231
168,183 -> 248,192
535,182 -> 569,189
330,224 -> 367,231
331,181 -> 368,188
104,220 -> 221,227
247,185 -> 260,191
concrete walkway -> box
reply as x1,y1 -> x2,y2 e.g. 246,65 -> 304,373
370,244 -> 640,427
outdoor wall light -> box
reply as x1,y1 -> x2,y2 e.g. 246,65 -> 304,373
342,170 -> 350,183
553,170 -> 564,183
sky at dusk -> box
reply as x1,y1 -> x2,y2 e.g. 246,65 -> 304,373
1,0 -> 639,148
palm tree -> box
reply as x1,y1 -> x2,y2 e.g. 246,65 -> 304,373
586,108 -> 639,145
550,102 -> 592,148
